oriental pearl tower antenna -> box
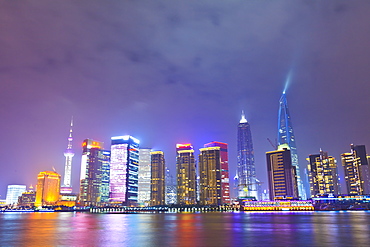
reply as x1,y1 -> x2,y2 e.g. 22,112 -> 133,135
61,117 -> 75,194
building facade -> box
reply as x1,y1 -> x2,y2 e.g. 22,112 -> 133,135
307,150 -> 340,197
198,146 -> 222,205
138,148 -> 152,205
165,168 -> 177,205
266,144 -> 299,200
237,111 -> 259,199
278,91 -> 306,199
204,141 -> 230,204
150,151 -> 166,206
110,135 -> 140,206
176,144 -> 197,205
5,185 -> 27,205
35,171 -> 61,207
79,139 -> 110,206
341,144 -> 370,195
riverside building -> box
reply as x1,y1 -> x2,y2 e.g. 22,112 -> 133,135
150,151 -> 166,206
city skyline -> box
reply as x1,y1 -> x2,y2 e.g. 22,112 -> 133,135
1,1 -> 370,198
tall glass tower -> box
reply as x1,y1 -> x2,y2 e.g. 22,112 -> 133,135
278,91 -> 306,199
237,111 -> 258,199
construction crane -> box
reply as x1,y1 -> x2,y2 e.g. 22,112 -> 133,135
267,138 -> 278,150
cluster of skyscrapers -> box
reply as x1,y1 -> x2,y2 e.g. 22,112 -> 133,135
4,89 -> 370,208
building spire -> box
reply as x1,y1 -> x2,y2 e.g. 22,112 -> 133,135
67,116 -> 73,150
240,110 -> 248,123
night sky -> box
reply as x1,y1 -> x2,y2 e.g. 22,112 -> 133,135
1,1 -> 370,198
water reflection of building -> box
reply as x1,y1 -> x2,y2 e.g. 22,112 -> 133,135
150,151 -> 166,206
266,144 -> 298,200
138,148 -> 152,206
35,171 -> 61,207
176,144 -> 196,205
198,146 -> 222,205
341,144 -> 370,195
110,135 -> 140,206
79,139 -> 110,206
307,149 -> 341,197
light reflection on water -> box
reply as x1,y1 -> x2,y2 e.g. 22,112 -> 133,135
1,211 -> 369,246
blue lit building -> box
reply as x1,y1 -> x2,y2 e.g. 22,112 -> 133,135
278,91 -> 306,199
237,111 -> 259,199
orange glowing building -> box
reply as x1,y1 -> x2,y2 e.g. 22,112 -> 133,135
35,171 -> 61,207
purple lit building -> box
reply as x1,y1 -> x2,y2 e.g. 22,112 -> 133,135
109,135 -> 140,206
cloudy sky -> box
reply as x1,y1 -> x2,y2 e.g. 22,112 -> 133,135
1,0 -> 369,198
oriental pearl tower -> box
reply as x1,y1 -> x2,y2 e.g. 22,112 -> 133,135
61,118 -> 74,193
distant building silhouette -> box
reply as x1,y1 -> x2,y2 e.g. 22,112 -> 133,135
341,144 -> 370,195
266,144 -> 298,200
110,135 -> 140,206
307,149 -> 340,197
79,139 -> 110,206
176,144 -> 197,205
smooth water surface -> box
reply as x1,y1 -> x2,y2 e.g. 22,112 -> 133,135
1,211 -> 369,246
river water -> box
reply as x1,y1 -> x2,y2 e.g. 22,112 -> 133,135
1,211 -> 369,246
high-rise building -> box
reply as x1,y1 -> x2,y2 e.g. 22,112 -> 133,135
278,91 -> 306,199
35,171 -> 61,207
110,135 -> 140,206
79,139 -> 110,206
307,150 -> 340,197
341,144 -> 370,195
204,141 -> 230,204
138,148 -> 152,205
198,146 -> 222,205
176,144 -> 197,205
5,185 -> 26,205
165,168 -> 177,205
61,118 -> 74,194
266,144 -> 299,200
150,151 -> 166,206
237,111 -> 259,199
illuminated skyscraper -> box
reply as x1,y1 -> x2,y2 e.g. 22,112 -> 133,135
204,141 -> 230,204
79,139 -> 110,206
176,144 -> 197,205
278,91 -> 306,199
341,144 -> 370,195
110,135 -> 140,206
35,171 -> 61,207
237,111 -> 258,199
307,150 -> 340,197
5,185 -> 26,205
138,148 -> 152,205
150,151 -> 166,206
266,144 -> 299,200
199,146 -> 222,205
61,118 -> 74,194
